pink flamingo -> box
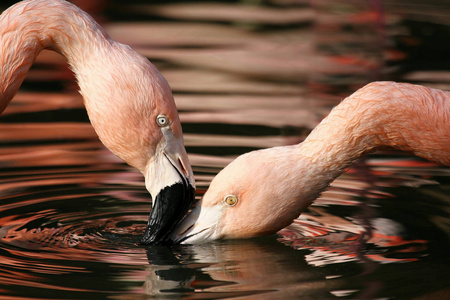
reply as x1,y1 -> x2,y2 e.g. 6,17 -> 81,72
0,0 -> 195,244
171,81 -> 450,244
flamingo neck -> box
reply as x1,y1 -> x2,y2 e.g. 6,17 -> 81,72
0,0 -> 173,172
296,81 -> 450,192
0,0 -> 111,112
296,97 -> 376,188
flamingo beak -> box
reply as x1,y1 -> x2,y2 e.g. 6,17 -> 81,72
140,133 -> 195,245
169,200 -> 223,244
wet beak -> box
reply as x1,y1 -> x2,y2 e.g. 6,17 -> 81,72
169,201 -> 223,244
140,139 -> 195,245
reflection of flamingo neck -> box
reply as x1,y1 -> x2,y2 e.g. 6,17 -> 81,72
296,81 -> 450,190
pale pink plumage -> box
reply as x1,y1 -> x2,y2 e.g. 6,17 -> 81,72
172,81 -> 450,244
0,0 -> 194,244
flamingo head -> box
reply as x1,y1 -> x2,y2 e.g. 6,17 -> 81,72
94,61 -> 198,245
170,146 -> 317,244
89,78 -> 195,245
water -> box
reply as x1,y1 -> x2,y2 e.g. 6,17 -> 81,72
1,0 -> 449,299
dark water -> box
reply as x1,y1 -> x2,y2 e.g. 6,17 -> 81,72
1,0 -> 449,299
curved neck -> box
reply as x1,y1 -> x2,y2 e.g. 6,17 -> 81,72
0,0 -> 174,172
296,81 -> 450,188
0,0 -> 110,113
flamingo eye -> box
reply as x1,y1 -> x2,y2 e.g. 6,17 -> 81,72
156,115 -> 169,127
224,195 -> 238,206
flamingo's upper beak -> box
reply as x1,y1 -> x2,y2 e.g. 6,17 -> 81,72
140,128 -> 195,245
169,200 -> 224,244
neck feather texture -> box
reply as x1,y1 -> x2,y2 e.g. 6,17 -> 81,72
0,0 -> 111,112
295,81 -> 449,192
0,0 -> 175,171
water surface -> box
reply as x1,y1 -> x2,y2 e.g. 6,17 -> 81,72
0,0 -> 449,299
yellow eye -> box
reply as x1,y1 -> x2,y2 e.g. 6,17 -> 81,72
156,114 -> 169,127
224,195 -> 238,206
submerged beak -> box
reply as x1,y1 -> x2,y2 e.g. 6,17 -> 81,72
140,134 -> 195,245
169,201 -> 223,244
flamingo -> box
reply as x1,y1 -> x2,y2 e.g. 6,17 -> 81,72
171,81 -> 450,244
0,0 -> 195,245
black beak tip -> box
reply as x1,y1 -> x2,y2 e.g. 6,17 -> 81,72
140,182 -> 195,245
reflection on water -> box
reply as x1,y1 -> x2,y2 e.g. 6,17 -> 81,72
1,0 -> 449,299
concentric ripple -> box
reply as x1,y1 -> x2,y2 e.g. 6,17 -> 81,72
0,167 -> 153,250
